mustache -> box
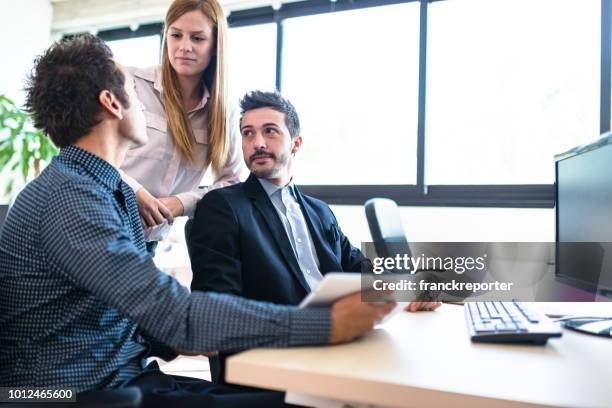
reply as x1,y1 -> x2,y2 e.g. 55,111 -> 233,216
249,151 -> 275,162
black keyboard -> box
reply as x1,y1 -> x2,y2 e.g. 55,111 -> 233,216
465,301 -> 562,345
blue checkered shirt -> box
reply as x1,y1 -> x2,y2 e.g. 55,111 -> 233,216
0,146 -> 330,392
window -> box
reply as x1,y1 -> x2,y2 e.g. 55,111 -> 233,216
227,23 -> 277,104
282,2 -> 421,185
87,0 -> 611,206
106,35 -> 161,68
197,24 -> 277,186
425,0 -> 600,185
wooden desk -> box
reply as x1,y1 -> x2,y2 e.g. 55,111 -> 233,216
226,304 -> 612,408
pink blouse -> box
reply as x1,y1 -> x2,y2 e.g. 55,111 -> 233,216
120,65 -> 247,218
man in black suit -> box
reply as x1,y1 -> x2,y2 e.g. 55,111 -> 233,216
188,91 -> 439,383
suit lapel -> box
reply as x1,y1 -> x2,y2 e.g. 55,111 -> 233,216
243,174 -> 310,292
294,186 -> 343,274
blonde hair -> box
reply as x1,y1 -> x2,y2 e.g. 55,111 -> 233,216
161,0 -> 229,172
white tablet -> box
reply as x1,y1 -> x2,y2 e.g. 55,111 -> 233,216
299,273 -> 362,308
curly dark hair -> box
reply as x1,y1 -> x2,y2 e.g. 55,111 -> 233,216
24,34 -> 130,147
239,91 -> 301,139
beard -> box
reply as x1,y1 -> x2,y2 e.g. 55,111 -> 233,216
248,150 -> 290,179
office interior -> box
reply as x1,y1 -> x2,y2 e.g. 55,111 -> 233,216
1,0 -> 611,407
1,0 -> 583,274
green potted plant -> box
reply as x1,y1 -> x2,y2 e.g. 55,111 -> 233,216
0,94 -> 58,201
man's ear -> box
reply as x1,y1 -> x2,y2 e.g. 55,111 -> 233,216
291,135 -> 303,155
98,90 -> 123,120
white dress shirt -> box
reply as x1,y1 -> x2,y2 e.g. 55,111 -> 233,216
258,178 -> 324,290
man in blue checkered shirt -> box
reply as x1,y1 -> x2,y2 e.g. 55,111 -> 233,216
0,35 -> 397,407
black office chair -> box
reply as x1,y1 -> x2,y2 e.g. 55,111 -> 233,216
364,197 -> 412,260
364,197 -> 439,301
364,197 -> 484,302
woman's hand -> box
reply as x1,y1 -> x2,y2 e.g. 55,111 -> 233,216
135,188 -> 174,229
159,196 -> 184,218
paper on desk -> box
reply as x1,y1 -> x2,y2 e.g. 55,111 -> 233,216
536,302 -> 612,318
144,219 -> 173,242
380,303 -> 405,324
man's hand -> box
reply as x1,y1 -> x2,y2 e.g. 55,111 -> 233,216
159,196 -> 184,218
405,301 -> 442,312
329,292 -> 396,344
135,188 -> 174,228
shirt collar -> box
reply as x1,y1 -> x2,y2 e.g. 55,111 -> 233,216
60,146 -> 122,191
257,177 -> 296,199
133,65 -> 211,112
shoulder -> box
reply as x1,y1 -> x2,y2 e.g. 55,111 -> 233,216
37,158 -> 103,198
130,65 -> 159,97
48,178 -> 114,215
129,65 -> 158,83
128,66 -> 164,115
193,183 -> 249,227
26,161 -> 117,228
198,182 -> 247,209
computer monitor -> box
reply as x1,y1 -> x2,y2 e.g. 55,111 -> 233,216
555,133 -> 612,337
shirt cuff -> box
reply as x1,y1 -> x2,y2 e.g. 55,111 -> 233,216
175,189 -> 206,218
287,307 -> 332,347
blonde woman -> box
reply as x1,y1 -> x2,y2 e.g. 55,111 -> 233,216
121,0 -> 245,243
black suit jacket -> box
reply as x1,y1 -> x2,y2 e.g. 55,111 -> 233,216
187,174 -> 370,382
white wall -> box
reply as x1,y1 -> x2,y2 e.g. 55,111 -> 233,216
0,0 -> 53,203
0,0 -> 53,104
330,205 -> 555,245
